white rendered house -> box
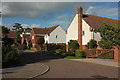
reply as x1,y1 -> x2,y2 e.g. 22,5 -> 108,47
31,25 -> 66,50
66,6 -> 118,51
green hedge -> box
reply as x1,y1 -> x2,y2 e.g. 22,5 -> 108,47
2,44 -> 21,68
75,49 -> 85,58
56,49 -> 64,55
86,40 -> 97,49
47,44 -> 66,52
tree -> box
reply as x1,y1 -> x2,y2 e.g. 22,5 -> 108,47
97,22 -> 120,49
68,40 -> 79,53
37,38 -> 45,50
1,26 -> 10,38
13,23 -> 23,43
13,23 -> 23,32
86,40 -> 97,49
98,40 -> 113,49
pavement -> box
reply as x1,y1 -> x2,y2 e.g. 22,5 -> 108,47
69,58 -> 119,68
2,51 -> 50,79
2,62 -> 49,78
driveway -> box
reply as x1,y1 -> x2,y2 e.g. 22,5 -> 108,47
2,51 -> 119,79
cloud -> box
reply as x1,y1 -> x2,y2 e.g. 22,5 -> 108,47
49,14 -> 70,29
85,6 -> 118,18
21,24 -> 41,28
2,2 -> 90,18
3,24 -> 41,30
85,6 -> 96,14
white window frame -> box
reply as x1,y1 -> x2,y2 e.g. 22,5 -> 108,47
33,44 -> 35,48
32,36 -> 34,40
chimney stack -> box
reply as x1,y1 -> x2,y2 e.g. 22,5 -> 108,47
78,6 -> 83,49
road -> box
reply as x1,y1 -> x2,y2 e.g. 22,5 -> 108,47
20,51 -> 118,79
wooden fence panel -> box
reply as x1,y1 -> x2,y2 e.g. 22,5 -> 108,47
85,49 -> 114,59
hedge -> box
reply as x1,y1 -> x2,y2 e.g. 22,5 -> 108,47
75,49 -> 85,58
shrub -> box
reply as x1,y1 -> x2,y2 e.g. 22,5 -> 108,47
47,44 -> 56,51
2,49 -> 20,68
75,49 -> 85,58
17,43 -> 26,50
98,40 -> 113,49
56,49 -> 63,55
86,40 -> 97,49
37,38 -> 45,50
68,40 -> 79,53
2,37 -> 14,45
47,44 -> 66,52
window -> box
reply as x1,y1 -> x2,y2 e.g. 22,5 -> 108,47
33,44 -> 35,48
56,35 -> 57,39
32,36 -> 34,39
83,31 -> 85,36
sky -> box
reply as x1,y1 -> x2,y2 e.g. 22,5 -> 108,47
1,2 -> 119,30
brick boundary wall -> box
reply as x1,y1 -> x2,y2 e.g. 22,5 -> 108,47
113,46 -> 120,60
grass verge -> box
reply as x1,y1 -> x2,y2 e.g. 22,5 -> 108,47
65,56 -> 81,59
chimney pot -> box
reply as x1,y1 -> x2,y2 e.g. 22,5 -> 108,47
78,6 -> 83,15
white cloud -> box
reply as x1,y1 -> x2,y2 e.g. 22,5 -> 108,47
49,14 -> 70,29
85,6 -> 95,14
3,24 -> 41,30
85,6 -> 118,18
22,24 -> 41,28
57,14 -> 69,20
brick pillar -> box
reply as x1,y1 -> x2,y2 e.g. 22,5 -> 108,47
66,44 -> 69,52
77,6 -> 83,50
113,46 -> 120,59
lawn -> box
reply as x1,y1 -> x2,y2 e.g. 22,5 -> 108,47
65,56 -> 81,59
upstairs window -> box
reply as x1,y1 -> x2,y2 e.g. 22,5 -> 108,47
56,35 -> 57,39
83,31 -> 85,36
32,36 -> 34,40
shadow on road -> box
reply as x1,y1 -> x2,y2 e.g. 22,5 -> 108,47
20,51 -> 62,65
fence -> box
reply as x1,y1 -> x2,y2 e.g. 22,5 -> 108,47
85,49 -> 114,59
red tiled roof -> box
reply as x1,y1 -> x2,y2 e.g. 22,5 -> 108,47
33,25 -> 59,34
7,31 -> 17,38
82,14 -> 119,29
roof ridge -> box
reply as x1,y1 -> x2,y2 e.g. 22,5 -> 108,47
33,25 -> 59,30
83,14 -> 119,21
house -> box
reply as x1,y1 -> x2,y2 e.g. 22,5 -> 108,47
31,25 -> 66,50
7,31 -> 17,43
21,29 -> 32,48
66,6 -> 119,52
20,29 -> 32,37
21,34 -> 31,48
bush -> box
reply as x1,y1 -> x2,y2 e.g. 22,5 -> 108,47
2,49 -> 20,68
17,43 -> 26,50
56,49 -> 64,55
2,44 -> 21,68
2,37 -> 14,45
98,40 -> 113,49
86,40 -> 97,49
75,49 -> 85,58
68,40 -> 79,53
47,44 -> 66,52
